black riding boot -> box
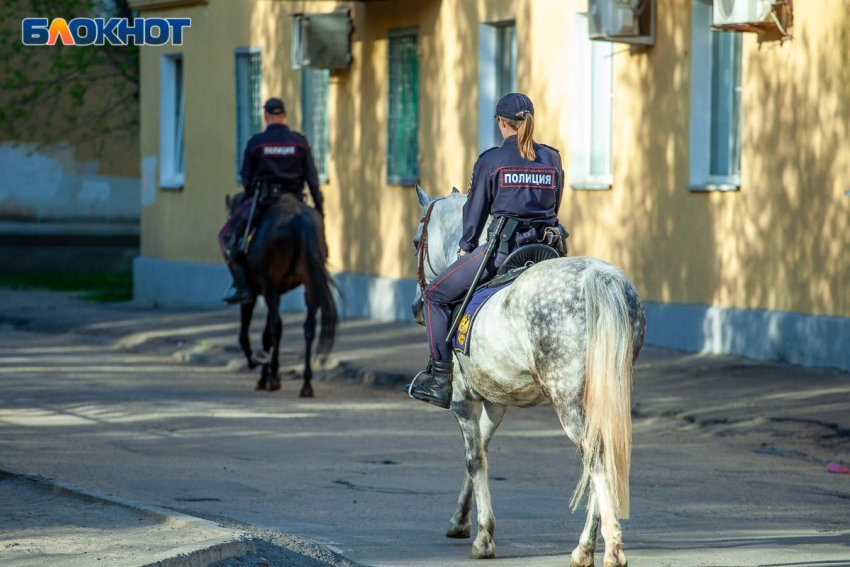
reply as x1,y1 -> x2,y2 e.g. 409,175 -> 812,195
222,254 -> 253,305
407,359 -> 454,409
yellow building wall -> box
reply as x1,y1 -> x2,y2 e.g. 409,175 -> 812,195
138,0 -> 850,318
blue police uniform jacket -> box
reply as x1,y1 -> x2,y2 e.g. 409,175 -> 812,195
240,123 -> 323,213
459,135 -> 564,253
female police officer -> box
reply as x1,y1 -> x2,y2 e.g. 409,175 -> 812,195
408,93 -> 565,409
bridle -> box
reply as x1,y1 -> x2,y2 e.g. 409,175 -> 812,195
416,199 -> 441,291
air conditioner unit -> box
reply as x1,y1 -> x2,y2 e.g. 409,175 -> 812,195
588,0 -> 655,46
291,8 -> 353,70
713,0 -> 772,27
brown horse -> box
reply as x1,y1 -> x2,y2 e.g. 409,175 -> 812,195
235,194 -> 337,397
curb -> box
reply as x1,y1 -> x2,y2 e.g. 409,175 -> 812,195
0,466 -> 257,567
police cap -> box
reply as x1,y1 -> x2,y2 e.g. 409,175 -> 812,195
495,93 -> 534,120
263,97 -> 286,115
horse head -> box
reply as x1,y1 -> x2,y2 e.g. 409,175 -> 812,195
413,184 -> 466,285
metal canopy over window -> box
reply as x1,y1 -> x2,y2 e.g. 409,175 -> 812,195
387,29 -> 419,186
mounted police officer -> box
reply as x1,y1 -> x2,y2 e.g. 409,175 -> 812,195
409,93 -> 565,409
219,97 -> 324,304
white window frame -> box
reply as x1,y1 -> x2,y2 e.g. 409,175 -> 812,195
235,47 -> 263,184
569,13 -> 613,191
478,20 -> 517,154
688,0 -> 743,191
159,53 -> 185,190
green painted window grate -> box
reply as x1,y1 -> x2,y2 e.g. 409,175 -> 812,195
387,30 -> 419,185
302,68 -> 331,184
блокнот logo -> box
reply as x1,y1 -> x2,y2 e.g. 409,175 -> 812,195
22,17 -> 191,46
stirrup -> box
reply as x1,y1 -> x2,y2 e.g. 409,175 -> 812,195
407,369 -> 430,398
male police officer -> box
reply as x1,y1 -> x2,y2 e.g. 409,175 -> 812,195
219,97 -> 324,304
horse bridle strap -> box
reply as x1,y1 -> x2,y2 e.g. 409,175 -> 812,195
416,199 -> 440,291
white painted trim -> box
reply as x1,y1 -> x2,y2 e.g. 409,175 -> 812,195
133,256 -> 418,321
644,302 -> 850,372
133,257 -> 850,372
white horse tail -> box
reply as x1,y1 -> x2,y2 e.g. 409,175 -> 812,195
571,265 -> 634,520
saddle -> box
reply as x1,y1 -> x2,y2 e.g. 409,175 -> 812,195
450,242 -> 560,354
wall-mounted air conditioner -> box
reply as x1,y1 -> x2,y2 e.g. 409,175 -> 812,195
291,8 -> 353,70
713,0 -> 771,27
588,0 -> 655,46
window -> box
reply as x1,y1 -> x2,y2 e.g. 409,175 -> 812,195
387,29 -> 418,185
302,68 -> 330,183
159,53 -> 184,189
569,14 -> 613,190
235,49 -> 263,183
478,21 -> 517,153
689,0 -> 743,190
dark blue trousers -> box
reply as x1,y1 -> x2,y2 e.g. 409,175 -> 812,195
423,244 -> 505,361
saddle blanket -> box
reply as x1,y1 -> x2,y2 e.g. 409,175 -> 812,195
452,283 -> 510,356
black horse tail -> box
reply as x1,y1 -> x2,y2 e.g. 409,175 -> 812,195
293,212 -> 338,355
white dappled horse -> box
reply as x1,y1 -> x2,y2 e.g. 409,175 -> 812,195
413,186 -> 646,567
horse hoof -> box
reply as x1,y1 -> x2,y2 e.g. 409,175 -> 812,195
571,548 -> 595,567
446,522 -> 471,539
299,387 -> 314,398
268,379 -> 281,392
602,550 -> 627,567
255,380 -> 266,391
471,536 -> 495,559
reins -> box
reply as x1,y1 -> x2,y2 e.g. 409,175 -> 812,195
416,199 -> 440,291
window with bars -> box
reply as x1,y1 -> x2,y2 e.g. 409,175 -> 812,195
569,14 -> 613,190
689,0 -> 743,190
387,29 -> 419,185
159,53 -> 184,189
302,68 -> 330,184
235,49 -> 263,182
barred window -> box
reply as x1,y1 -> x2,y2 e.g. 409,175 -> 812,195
387,29 -> 419,185
302,68 -> 330,184
235,49 -> 263,182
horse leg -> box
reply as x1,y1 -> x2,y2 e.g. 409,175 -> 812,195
257,303 -> 274,391
447,400 -> 506,540
570,490 -> 600,567
267,293 -> 283,392
453,398 -> 497,559
239,296 -> 257,369
300,299 -> 318,398
592,464 -> 627,567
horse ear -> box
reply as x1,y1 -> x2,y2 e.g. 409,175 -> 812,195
451,186 -> 460,194
415,184 -> 433,209
225,194 -> 232,209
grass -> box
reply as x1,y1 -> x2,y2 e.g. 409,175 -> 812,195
0,272 -> 133,303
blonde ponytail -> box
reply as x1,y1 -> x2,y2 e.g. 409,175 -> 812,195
504,112 -> 536,161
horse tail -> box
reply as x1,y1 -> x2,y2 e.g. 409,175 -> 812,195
293,212 -> 338,355
571,265 -> 634,520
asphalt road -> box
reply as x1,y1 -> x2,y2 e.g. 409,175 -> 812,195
1,291 -> 849,567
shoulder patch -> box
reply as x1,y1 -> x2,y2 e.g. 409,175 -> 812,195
539,143 -> 560,154
478,146 -> 499,159
291,129 -> 307,139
